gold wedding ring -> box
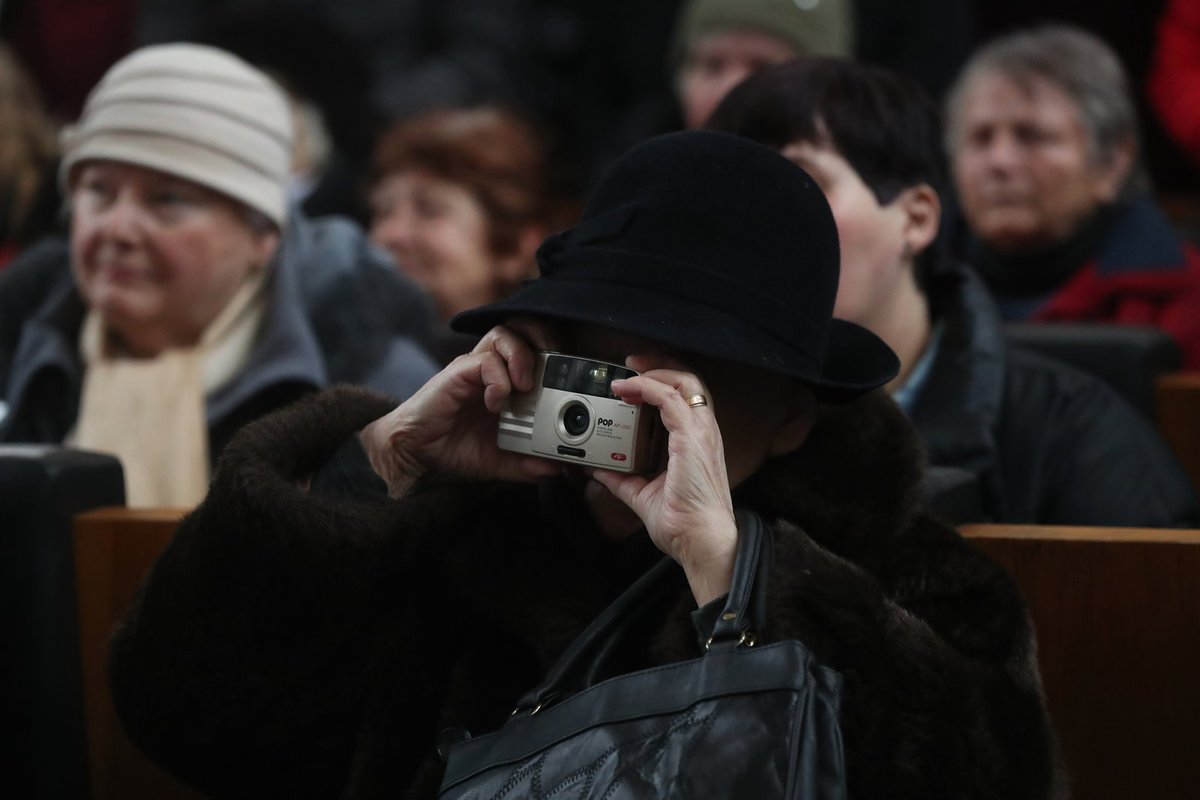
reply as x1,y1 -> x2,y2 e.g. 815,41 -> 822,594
686,393 -> 709,408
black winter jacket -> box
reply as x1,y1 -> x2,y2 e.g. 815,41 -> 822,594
109,385 -> 1063,799
911,263 -> 1198,526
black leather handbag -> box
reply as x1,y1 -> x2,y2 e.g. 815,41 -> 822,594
438,510 -> 848,799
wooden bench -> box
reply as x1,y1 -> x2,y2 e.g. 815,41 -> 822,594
1156,371 -> 1200,495
73,507 -> 202,800
76,508 -> 1200,799
962,523 -> 1200,800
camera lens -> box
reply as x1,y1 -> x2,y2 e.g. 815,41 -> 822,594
562,402 -> 591,437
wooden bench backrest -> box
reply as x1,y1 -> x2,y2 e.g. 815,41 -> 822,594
1156,372 -> 1200,495
962,523 -> 1200,800
73,507 -> 202,800
75,509 -> 1200,800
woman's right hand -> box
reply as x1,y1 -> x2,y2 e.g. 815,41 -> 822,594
359,322 -> 561,497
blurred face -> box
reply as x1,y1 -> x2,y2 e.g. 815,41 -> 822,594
678,29 -> 797,129
70,161 -> 278,357
781,141 -> 910,327
369,169 -> 499,320
951,71 -> 1126,252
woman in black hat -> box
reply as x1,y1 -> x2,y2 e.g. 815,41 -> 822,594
108,130 -> 1061,799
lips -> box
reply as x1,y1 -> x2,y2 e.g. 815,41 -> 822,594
91,260 -> 153,287
976,189 -> 1031,209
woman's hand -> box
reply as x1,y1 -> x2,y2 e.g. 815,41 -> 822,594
590,354 -> 738,605
360,322 -> 560,497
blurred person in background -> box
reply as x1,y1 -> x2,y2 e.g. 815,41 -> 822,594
709,57 -> 1198,526
196,5 -> 380,225
1149,0 -> 1200,170
0,43 -> 438,508
946,24 -> 1200,367
0,44 -> 62,268
670,0 -> 852,129
135,0 -> 533,124
368,107 -> 554,362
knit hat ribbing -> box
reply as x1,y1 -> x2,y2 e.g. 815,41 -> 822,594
61,43 -> 294,227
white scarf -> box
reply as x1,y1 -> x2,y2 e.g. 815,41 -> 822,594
70,271 -> 267,508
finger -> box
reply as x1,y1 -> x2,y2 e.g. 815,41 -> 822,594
610,375 -> 713,435
632,366 -> 710,400
476,350 -> 515,413
473,325 -> 538,392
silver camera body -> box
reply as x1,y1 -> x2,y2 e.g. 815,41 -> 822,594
497,352 -> 664,474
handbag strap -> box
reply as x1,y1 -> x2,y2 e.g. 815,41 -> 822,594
513,509 -> 771,714
707,508 -> 771,651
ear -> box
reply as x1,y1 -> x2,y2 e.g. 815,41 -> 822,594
895,183 -> 941,261
251,228 -> 281,272
495,223 -> 547,287
767,383 -> 818,457
1092,135 -> 1136,203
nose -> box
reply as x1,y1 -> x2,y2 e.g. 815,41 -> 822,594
981,130 -> 1023,174
94,192 -> 150,245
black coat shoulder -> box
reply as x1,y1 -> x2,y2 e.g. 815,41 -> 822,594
998,346 -> 1199,525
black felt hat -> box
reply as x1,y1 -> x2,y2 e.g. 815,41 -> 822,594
451,130 -> 898,401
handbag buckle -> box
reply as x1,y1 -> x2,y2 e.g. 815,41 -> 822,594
511,690 -> 560,717
705,629 -> 757,651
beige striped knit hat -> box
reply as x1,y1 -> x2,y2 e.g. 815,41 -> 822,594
61,43 -> 294,227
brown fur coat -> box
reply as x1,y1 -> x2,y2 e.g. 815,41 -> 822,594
109,385 -> 1063,799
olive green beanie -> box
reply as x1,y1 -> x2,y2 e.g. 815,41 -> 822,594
671,0 -> 854,66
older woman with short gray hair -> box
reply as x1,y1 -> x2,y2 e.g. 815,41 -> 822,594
945,24 -> 1200,366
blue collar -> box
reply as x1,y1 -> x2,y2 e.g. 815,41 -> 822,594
892,320 -> 945,414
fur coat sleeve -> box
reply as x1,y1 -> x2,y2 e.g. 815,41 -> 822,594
108,386 -> 620,799
108,385 -> 1061,800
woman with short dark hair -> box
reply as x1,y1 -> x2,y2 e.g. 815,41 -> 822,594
709,56 -> 1198,527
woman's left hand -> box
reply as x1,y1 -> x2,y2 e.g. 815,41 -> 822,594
590,354 -> 738,606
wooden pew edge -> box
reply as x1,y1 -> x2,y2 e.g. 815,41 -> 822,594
960,523 -> 1200,544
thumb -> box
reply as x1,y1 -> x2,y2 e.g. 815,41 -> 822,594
590,469 -> 650,515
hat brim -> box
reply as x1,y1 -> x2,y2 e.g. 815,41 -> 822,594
451,277 -> 897,403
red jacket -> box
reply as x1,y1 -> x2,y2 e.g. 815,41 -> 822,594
1026,199 -> 1200,368
1149,0 -> 1200,163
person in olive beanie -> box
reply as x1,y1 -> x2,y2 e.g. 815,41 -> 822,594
671,0 -> 852,128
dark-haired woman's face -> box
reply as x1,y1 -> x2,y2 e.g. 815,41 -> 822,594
369,168 -> 499,320
781,141 -> 910,328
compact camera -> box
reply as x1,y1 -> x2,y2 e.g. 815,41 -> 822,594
497,352 -> 665,474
